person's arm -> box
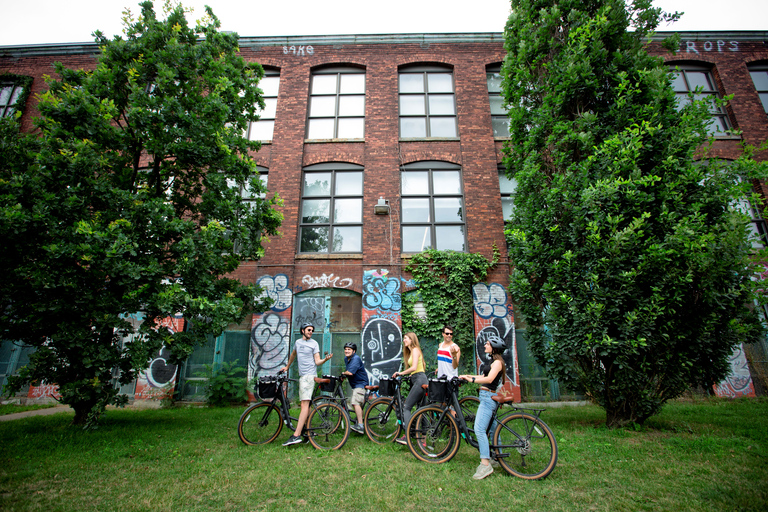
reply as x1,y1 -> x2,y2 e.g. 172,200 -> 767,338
451,343 -> 461,369
459,359 -> 501,385
344,355 -> 362,376
394,348 -> 421,378
314,351 -> 332,366
280,349 -> 297,374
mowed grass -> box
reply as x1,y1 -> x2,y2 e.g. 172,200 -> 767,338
1,397 -> 766,512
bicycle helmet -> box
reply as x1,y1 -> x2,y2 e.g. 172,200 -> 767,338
300,322 -> 314,333
487,334 -> 507,353
344,342 -> 357,352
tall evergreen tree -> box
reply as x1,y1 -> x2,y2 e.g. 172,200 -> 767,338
502,0 -> 766,426
0,1 -> 282,427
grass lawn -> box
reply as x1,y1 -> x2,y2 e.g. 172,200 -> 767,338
1,396 -> 766,511
0,404 -> 56,417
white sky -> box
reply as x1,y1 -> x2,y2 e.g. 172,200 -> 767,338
0,0 -> 765,47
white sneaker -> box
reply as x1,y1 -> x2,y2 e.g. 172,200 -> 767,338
472,463 -> 494,480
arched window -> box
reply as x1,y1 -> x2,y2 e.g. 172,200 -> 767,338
307,66 -> 365,140
399,65 -> 458,138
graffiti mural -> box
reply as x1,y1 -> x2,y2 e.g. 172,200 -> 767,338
302,273 -> 354,289
27,382 -> 61,400
714,344 -> 756,398
472,283 -> 520,402
250,274 -> 294,383
362,269 -> 402,382
135,315 -> 184,400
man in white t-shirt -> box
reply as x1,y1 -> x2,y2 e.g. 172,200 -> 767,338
279,322 -> 332,446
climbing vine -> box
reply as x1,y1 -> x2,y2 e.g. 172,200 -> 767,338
401,247 -> 499,353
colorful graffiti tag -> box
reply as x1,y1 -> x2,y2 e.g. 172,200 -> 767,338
249,274 -> 293,383
362,269 -> 402,383
134,315 -> 184,400
472,283 -> 519,402
714,344 -> 756,398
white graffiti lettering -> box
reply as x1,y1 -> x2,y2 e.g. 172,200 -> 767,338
282,45 -> 314,56
683,40 -> 738,54
29,382 -> 60,399
302,273 -> 353,289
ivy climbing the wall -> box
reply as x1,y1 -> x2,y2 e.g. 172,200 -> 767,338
401,247 -> 499,365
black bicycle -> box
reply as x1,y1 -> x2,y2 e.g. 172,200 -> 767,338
362,375 -> 480,444
237,371 -> 350,450
405,377 -> 558,480
312,373 -> 378,428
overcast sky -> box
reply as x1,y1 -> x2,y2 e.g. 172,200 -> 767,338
0,0 -> 765,47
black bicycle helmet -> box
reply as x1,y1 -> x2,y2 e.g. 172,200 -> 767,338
487,334 -> 507,353
344,342 -> 357,352
300,322 -> 314,332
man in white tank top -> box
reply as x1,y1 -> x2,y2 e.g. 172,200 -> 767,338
436,325 -> 460,379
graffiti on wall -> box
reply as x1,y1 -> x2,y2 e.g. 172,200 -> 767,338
135,315 -> 184,400
362,269 -> 402,383
27,382 -> 60,400
714,344 -> 756,398
472,283 -> 520,402
302,273 -> 353,289
250,274 -> 293,382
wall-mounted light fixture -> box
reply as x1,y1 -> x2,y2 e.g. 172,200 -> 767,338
374,196 -> 390,215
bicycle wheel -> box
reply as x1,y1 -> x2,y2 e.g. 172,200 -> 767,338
458,396 -> 480,430
238,402 -> 283,445
307,402 -> 350,450
363,397 -> 401,444
493,412 -> 558,480
406,405 -> 460,464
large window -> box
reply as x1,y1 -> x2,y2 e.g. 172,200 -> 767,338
499,167 -> 516,220
247,71 -> 279,141
670,65 -> 731,136
401,161 -> 465,252
748,64 -> 768,115
307,67 -> 365,140
487,65 -> 510,138
0,83 -> 24,118
299,163 -> 363,253
399,66 -> 458,138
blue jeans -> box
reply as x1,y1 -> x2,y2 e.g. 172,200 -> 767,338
475,389 -> 499,460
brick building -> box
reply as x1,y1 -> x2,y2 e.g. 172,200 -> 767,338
2,31 -> 767,403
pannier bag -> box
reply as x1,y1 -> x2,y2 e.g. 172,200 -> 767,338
319,374 -> 338,392
378,376 -> 395,396
258,375 -> 279,400
428,378 -> 449,403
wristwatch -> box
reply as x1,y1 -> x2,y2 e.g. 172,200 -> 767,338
472,377 -> 475,383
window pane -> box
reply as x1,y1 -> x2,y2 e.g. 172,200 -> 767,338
402,171 -> 429,195
400,118 -> 427,137
501,197 -> 514,219
428,95 -> 455,115
304,172 -> 331,196
260,76 -> 280,97
312,74 -> 337,94
309,96 -> 336,117
399,74 -> 424,93
435,225 -> 465,251
307,118 -> 335,139
340,74 -> 365,94
301,226 -> 329,253
333,226 -> 361,252
335,172 -> 363,195
334,198 -> 362,223
402,198 -> 431,222
487,73 -> 502,93
403,226 -> 432,252
400,95 -> 426,115
258,98 -> 277,119
759,92 -> 768,113
686,71 -> 713,91
427,73 -> 453,93
338,95 -> 365,116
670,72 -> 686,91
249,121 -> 274,141
302,199 -> 330,223
429,118 -> 457,137
434,197 -> 463,222
492,117 -> 511,137
0,87 -> 12,105
432,171 -> 461,194
337,118 -> 364,138
499,174 -> 517,194
489,96 -> 507,115
750,71 -> 768,91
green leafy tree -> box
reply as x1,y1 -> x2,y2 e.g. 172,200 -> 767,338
0,1 -> 282,427
502,0 -> 766,426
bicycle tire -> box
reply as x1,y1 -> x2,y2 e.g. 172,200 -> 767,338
363,397 -> 401,444
458,395 -> 480,430
406,405 -> 460,464
238,402 -> 284,445
493,412 -> 558,480
307,401 -> 350,450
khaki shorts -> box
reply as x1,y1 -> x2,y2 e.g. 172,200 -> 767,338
349,387 -> 365,406
298,374 -> 315,401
